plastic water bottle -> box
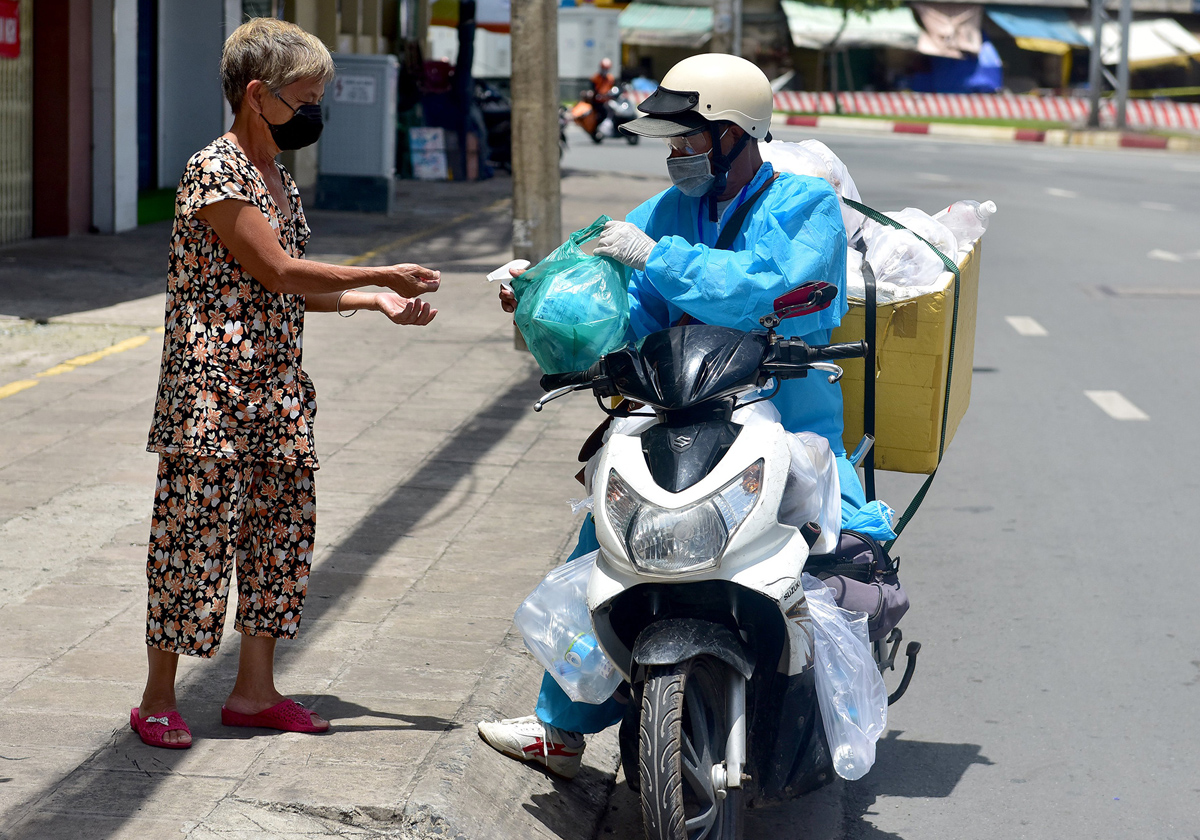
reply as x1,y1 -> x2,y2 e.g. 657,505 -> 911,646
553,632 -> 617,703
934,200 -> 997,247
832,743 -> 863,778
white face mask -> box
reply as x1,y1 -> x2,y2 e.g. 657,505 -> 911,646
666,152 -> 715,197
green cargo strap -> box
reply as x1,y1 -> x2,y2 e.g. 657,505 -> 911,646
841,198 -> 963,552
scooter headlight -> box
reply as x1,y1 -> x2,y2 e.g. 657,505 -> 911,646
604,461 -> 763,575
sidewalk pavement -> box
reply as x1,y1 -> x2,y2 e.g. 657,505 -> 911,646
779,112 -> 1200,153
0,171 -> 663,840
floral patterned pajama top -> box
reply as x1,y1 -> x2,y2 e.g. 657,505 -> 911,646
147,137 -> 318,469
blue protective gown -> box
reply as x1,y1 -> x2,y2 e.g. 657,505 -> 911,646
536,162 -> 866,734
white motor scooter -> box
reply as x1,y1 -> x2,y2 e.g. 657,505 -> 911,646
534,281 -> 914,840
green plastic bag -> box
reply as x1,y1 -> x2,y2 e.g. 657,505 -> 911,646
512,216 -> 632,375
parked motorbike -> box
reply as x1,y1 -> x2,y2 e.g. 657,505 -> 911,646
559,105 -> 570,159
533,282 -> 918,839
571,84 -> 640,145
474,79 -> 512,171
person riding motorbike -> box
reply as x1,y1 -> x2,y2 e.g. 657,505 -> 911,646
590,57 -> 617,107
480,53 -> 864,778
573,57 -> 619,139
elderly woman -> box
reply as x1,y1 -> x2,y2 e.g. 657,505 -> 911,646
130,19 -> 439,749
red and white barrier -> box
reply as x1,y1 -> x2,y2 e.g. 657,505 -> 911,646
773,90 -> 1200,131
629,90 -> 1200,132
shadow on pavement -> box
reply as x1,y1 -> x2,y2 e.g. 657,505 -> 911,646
524,766 -> 619,840
0,175 -> 514,322
0,223 -> 172,321
843,729 -> 994,839
3,369 -> 542,839
193,695 -> 459,739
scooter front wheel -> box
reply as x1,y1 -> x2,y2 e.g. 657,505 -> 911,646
639,657 -> 743,840
626,133 -> 640,145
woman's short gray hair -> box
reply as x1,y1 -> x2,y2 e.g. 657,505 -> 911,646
221,18 -> 335,114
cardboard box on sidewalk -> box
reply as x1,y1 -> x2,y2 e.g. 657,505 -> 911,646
833,242 -> 981,475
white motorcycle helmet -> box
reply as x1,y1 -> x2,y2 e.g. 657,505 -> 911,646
623,54 -> 774,218
621,53 -> 774,141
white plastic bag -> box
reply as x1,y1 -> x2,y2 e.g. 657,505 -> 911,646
780,432 -> 841,555
864,226 -> 945,289
802,573 -> 888,780
760,138 -> 864,241
728,403 -> 841,554
862,207 -> 957,262
513,550 -> 622,704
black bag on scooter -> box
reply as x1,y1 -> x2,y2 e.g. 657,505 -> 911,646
806,530 -> 908,642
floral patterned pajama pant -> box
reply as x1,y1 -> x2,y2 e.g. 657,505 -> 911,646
145,454 -> 316,657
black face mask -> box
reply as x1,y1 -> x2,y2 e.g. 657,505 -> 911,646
262,92 -> 324,150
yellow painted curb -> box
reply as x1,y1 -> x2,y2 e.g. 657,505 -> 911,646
37,334 -> 152,377
0,332 -> 156,402
0,380 -> 39,400
342,197 -> 512,266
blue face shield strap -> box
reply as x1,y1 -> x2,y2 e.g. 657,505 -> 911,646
705,123 -> 753,223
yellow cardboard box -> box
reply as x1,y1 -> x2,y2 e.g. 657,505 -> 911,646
831,242 -> 981,474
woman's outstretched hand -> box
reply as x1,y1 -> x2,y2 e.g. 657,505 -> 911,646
375,293 -> 437,326
382,264 -> 441,298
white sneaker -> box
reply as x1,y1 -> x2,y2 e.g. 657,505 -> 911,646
477,714 -> 585,779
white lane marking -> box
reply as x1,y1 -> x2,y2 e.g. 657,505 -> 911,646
1005,316 -> 1048,336
1140,201 -> 1174,212
1172,162 -> 1200,173
1045,187 -> 1078,198
917,172 -> 951,182
1148,249 -> 1183,262
1085,391 -> 1149,421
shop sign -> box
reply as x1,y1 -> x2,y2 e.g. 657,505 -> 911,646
334,74 -> 377,105
0,1 -> 18,59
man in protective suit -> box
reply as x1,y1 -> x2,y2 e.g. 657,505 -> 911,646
480,53 -> 865,779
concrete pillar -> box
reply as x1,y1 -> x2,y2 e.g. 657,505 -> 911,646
32,0 -> 93,236
731,0 -> 743,57
510,0 -> 561,264
316,0 -> 340,50
340,0 -> 362,53
92,0 -> 139,234
510,0 -> 560,350
1115,0 -> 1132,129
362,0 -> 383,53
711,0 -> 733,54
1086,0 -> 1103,128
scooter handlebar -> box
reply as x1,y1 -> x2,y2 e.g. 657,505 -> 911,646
540,367 -> 596,392
809,341 -> 868,362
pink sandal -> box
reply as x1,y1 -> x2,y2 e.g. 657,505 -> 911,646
220,698 -> 329,733
130,707 -> 192,749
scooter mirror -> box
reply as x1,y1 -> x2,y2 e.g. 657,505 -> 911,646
771,281 -> 838,320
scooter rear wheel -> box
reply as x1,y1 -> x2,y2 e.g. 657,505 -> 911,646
639,657 -> 743,840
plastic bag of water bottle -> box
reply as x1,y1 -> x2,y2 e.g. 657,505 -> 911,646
802,573 -> 888,780
513,550 -> 622,704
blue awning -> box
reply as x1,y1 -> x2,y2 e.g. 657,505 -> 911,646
986,7 -> 1088,47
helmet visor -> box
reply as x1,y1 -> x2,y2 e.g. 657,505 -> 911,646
621,109 -> 709,138
621,85 -> 711,138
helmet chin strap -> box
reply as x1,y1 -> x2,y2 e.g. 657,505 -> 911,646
704,123 -> 752,223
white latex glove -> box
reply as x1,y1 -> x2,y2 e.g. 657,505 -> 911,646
593,220 -> 656,271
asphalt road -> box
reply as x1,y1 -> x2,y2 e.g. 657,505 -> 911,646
565,125 -> 1200,839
